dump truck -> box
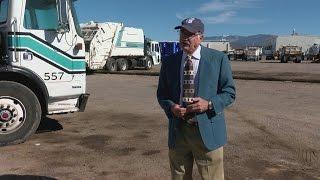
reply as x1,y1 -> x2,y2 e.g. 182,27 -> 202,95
246,47 -> 262,61
280,46 -> 303,63
0,0 -> 89,145
81,22 -> 161,71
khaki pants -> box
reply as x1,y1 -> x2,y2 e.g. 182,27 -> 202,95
169,123 -> 224,180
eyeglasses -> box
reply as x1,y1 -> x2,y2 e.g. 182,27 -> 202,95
178,30 -> 202,40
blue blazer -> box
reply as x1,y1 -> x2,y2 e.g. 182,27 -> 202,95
157,46 -> 236,151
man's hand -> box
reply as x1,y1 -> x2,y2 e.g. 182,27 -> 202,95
171,104 -> 187,118
186,97 -> 209,114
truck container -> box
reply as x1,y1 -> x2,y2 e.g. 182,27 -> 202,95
159,41 -> 180,60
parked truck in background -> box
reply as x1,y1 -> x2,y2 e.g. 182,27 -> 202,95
262,46 -> 277,60
226,50 -> 234,60
0,0 -> 89,145
262,51 -> 273,60
246,47 -> 262,61
306,44 -> 320,61
234,49 -> 247,61
81,21 -> 161,71
159,41 -> 180,61
280,46 -> 303,63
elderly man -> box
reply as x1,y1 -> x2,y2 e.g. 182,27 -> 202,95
157,17 -> 236,180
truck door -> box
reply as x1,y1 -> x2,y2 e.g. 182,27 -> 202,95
150,42 -> 161,65
155,43 -> 161,63
21,0 -> 81,79
16,0 -> 86,97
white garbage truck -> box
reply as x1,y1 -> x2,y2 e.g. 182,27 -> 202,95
81,21 -> 161,71
0,0 -> 89,145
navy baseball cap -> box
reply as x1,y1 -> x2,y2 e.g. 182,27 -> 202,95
175,17 -> 204,34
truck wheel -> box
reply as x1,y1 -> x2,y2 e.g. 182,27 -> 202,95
116,58 -> 128,71
105,58 -> 117,72
145,57 -> 153,70
296,56 -> 302,63
0,81 -> 41,146
284,56 -> 288,63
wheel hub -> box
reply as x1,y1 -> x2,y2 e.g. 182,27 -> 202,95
0,109 -> 12,121
0,97 -> 26,134
122,62 -> 127,70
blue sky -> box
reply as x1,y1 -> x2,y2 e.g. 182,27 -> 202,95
74,0 -> 320,41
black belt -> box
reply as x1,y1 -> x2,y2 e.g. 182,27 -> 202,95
184,120 -> 198,126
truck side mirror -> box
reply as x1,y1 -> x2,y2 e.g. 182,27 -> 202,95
57,0 -> 70,34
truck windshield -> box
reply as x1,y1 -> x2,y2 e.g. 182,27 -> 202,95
70,0 -> 83,37
0,0 -> 9,24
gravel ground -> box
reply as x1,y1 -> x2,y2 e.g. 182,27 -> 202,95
0,73 -> 319,180
103,60 -> 320,83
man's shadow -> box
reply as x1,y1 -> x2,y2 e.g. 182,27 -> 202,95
0,175 -> 57,180
36,117 -> 63,134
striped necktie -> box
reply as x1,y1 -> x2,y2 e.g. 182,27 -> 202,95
182,55 -> 195,107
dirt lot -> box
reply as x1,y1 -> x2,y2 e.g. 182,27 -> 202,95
109,61 -> 320,83
0,62 -> 320,179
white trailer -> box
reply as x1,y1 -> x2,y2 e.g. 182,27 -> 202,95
262,35 -> 320,56
201,40 -> 230,52
0,0 -> 89,145
81,22 -> 161,71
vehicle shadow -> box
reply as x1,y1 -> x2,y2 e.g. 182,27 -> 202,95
259,61 -> 281,63
36,117 -> 63,134
0,174 -> 57,180
86,69 -> 96,75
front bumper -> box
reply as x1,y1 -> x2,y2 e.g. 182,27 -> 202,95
77,93 -> 90,112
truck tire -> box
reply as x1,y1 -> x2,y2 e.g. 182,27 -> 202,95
0,81 -> 41,146
116,58 -> 128,71
145,57 -> 153,70
105,58 -> 117,72
281,56 -> 287,63
296,56 -> 302,63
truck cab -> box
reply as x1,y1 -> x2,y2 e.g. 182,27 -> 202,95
0,0 -> 89,145
246,47 -> 262,61
146,40 -> 161,69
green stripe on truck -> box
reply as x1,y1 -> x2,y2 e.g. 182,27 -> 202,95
8,35 -> 85,71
